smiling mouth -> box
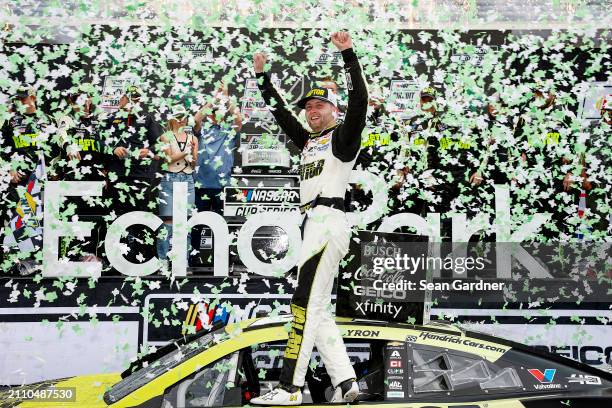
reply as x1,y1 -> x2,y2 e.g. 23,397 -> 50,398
310,115 -> 320,121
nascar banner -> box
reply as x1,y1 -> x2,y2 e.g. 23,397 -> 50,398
223,186 -> 300,218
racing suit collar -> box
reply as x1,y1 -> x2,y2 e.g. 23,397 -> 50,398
308,123 -> 338,138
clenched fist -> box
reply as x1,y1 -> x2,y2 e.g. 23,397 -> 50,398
253,52 -> 267,74
331,31 -> 352,51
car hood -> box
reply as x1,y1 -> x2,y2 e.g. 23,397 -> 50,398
0,373 -> 121,407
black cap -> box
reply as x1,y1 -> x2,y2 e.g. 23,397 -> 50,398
125,85 -> 142,99
13,86 -> 34,100
420,87 -> 437,98
296,87 -> 338,109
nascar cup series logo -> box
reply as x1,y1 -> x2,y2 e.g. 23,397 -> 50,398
224,187 -> 300,217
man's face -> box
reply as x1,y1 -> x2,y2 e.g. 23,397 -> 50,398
487,103 -> 498,117
169,116 -> 188,129
118,95 -> 129,109
119,94 -> 140,111
533,90 -> 554,109
71,94 -> 93,115
17,95 -> 36,113
304,98 -> 337,132
420,95 -> 436,113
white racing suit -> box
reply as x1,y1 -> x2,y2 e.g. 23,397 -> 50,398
256,47 -> 368,388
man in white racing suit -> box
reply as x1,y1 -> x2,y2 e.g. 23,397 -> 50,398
250,31 -> 368,406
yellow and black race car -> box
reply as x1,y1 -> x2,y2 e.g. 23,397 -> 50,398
1,315 -> 611,407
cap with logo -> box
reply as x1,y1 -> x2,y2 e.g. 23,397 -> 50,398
125,85 -> 142,99
297,87 -> 338,109
170,105 -> 188,120
12,86 -> 35,100
420,87 -> 437,98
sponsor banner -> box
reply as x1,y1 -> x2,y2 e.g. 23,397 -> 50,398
316,50 -> 343,66
450,45 -> 498,66
241,77 -> 282,123
528,368 -> 563,390
445,309 -> 612,367
223,186 -> 300,218
385,343 -> 408,399
337,231 -> 427,324
166,42 -> 212,64
387,80 -> 420,120
577,81 -> 611,121
239,133 -> 290,167
0,277 -> 609,383
101,76 -> 133,112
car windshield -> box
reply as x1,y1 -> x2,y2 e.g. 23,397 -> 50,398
104,329 -> 222,404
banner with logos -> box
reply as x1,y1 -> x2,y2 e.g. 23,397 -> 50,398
0,276 -> 609,384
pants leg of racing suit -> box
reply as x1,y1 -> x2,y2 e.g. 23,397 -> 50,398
279,206 -> 356,388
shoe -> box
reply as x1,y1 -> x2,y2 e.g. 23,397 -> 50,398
250,385 -> 302,406
330,378 -> 359,403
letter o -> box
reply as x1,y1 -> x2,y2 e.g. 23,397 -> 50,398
237,211 -> 302,277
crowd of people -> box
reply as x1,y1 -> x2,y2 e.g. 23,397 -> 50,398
0,81 -> 242,272
0,63 -> 610,273
355,83 -> 610,241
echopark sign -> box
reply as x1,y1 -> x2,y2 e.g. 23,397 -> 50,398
41,175 -> 553,279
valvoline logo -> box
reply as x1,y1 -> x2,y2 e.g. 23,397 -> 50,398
528,369 -> 556,383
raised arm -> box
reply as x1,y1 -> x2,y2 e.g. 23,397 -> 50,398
253,52 -> 309,150
331,32 -> 369,162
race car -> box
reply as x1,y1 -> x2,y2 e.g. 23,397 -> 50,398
1,315 -> 611,407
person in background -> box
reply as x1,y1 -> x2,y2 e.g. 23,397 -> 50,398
0,86 -> 60,273
56,83 -> 108,262
513,81 -> 577,241
580,96 -> 611,238
193,81 -> 243,214
350,86 -> 396,216
190,82 -> 242,267
157,105 -> 198,262
104,85 -> 163,263
318,76 -> 345,119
